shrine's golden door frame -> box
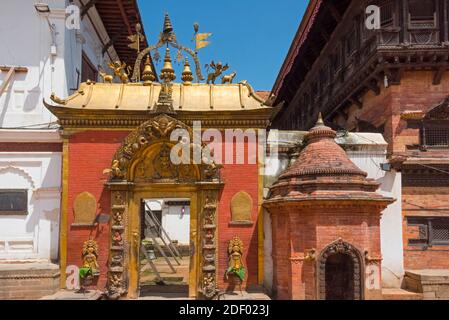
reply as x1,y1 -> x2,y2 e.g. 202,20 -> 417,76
105,115 -> 222,300
123,185 -> 213,299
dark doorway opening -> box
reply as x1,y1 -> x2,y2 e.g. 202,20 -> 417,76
325,253 -> 355,300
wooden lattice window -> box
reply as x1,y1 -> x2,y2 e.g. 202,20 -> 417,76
422,126 -> 449,147
408,217 -> 449,246
379,0 -> 397,28
0,190 -> 27,215
432,219 -> 449,244
408,0 -> 436,27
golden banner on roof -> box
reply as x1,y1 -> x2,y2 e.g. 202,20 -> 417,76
196,33 -> 212,50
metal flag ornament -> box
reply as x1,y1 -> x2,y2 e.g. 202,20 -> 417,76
193,23 -> 212,51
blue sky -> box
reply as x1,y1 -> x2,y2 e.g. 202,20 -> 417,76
137,0 -> 307,91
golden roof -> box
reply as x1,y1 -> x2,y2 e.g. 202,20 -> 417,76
44,15 -> 276,130
48,81 -> 271,112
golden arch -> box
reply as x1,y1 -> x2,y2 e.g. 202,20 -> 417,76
105,114 -> 223,300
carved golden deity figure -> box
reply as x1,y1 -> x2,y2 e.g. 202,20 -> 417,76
226,236 -> 245,281
153,144 -> 178,179
82,240 -> 100,276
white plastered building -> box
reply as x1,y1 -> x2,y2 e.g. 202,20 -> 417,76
0,0 -> 126,298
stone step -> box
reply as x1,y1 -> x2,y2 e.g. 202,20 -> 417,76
382,288 -> 423,300
0,263 -> 60,300
403,269 -> 449,300
40,289 -> 103,300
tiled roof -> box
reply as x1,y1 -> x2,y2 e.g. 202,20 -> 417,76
267,114 -> 391,202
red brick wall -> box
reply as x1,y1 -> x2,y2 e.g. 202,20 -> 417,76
66,129 -> 261,292
349,71 -> 449,154
403,186 -> 449,269
271,206 -> 382,300
67,131 -> 129,288
217,138 -> 260,290
350,71 -> 449,271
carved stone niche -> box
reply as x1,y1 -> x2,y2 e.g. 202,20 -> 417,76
72,192 -> 97,227
229,191 -> 253,226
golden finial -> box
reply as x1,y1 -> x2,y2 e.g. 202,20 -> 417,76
163,13 -> 173,34
316,112 -> 325,126
160,47 -> 176,83
181,57 -> 193,84
142,55 -> 155,86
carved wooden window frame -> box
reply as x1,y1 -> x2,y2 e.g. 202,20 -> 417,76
376,0 -> 399,28
407,0 -> 438,29
421,122 -> 449,148
407,217 -> 449,247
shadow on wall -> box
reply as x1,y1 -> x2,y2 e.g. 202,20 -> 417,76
377,170 -> 396,194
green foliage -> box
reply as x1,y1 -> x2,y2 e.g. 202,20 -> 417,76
225,266 -> 246,282
79,267 -> 92,279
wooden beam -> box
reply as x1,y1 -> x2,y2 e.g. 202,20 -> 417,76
326,2 -> 342,23
0,67 -> 16,97
320,28 -> 330,42
366,79 -> 381,95
301,57 -> 312,71
0,66 -> 28,73
433,67 -> 446,85
80,0 -> 99,18
116,0 -> 133,35
374,74 -> 383,83
349,96 -> 363,109
102,29 -> 125,55
309,42 -> 321,57
394,67 -> 405,84
337,110 -> 349,120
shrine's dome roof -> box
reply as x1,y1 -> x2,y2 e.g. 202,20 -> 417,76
278,115 -> 367,181
267,114 -> 393,202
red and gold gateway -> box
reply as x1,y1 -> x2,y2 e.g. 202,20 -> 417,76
44,15 -> 273,299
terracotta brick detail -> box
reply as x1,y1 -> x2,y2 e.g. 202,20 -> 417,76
265,118 -> 394,300
0,142 -> 62,152
0,267 -> 60,300
66,131 -> 129,289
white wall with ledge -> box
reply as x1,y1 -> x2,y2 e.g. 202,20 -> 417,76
0,1 -> 119,265
0,0 -> 119,129
0,151 -> 61,261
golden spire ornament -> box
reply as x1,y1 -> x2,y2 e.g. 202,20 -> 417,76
160,47 -> 176,83
181,57 -> 194,84
153,47 -> 176,115
142,55 -> 155,86
163,13 -> 173,33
